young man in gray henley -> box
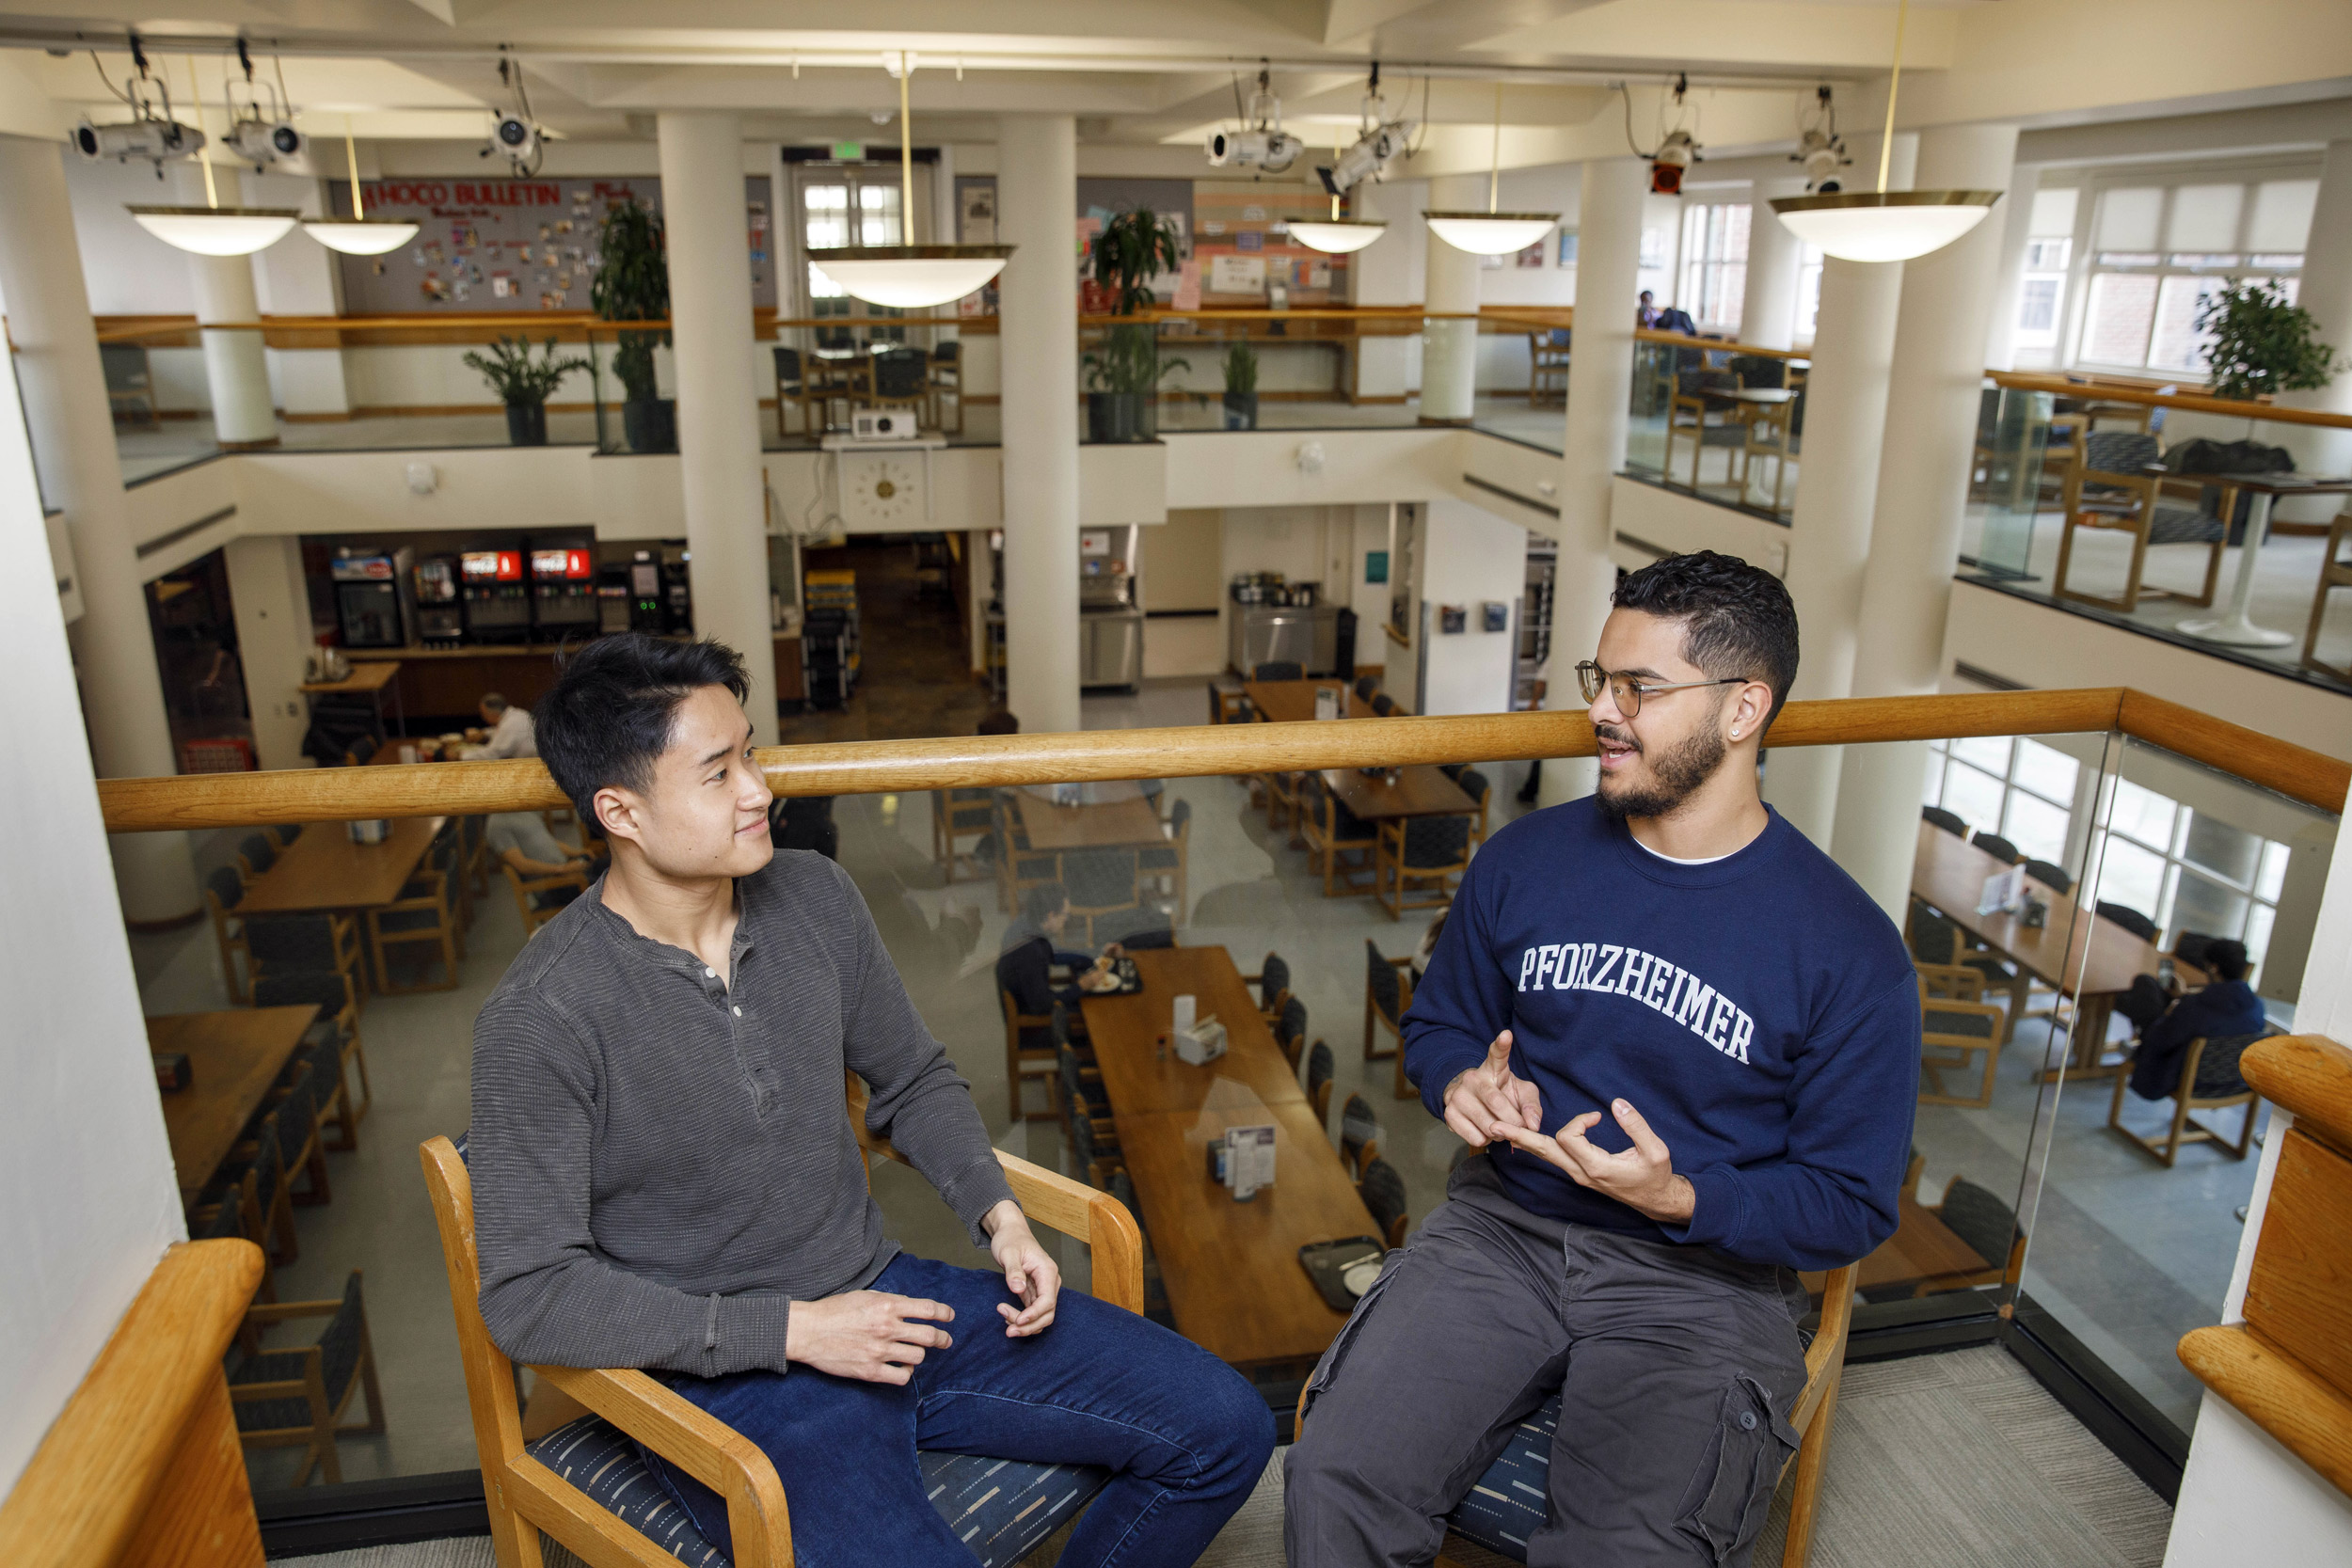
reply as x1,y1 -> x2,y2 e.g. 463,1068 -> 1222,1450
469,633 -> 1271,1567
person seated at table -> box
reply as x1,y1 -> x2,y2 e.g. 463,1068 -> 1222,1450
1285,551 -> 1918,1568
460,692 -> 537,760
470,633 -> 1269,1568
486,810 -> 596,909
2124,939 -> 2266,1101
997,882 -> 1125,1021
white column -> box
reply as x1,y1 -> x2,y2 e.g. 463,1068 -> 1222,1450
1419,174 -> 1484,424
1761,135 -> 1916,845
1740,177 -> 1808,350
1981,164 -> 2042,372
1536,156 -> 1647,809
1831,123 -> 2021,921
657,112 -> 778,744
223,535 -> 315,772
997,115 -> 1082,736
0,139 -> 199,923
173,164 -> 278,449
250,169 -> 351,419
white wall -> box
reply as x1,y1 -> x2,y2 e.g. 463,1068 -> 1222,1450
62,156 -> 201,316
1417,497 -> 1528,717
0,261 -> 185,1495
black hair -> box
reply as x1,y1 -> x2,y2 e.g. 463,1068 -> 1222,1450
1022,882 -> 1069,926
1612,550 -> 1801,729
2206,939 -> 2250,982
977,708 -> 1022,736
535,634 -> 752,829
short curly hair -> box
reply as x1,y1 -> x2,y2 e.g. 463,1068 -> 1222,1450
1612,550 -> 1800,728
535,634 -> 752,829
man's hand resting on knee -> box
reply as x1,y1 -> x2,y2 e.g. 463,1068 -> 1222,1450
1441,1030 -> 1545,1148
786,1291 -> 956,1385
984,1199 -> 1061,1338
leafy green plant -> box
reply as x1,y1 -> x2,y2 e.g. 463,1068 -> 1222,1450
1089,206 -> 1184,314
591,200 -> 671,402
1222,339 -> 1259,396
1084,326 -> 1189,395
461,335 -> 589,405
2195,279 -> 2339,403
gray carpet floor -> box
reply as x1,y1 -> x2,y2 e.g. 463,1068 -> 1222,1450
276,1345 -> 2169,1568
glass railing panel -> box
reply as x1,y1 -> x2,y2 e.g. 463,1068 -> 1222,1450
763,313 -> 987,451
1959,378 -> 2352,699
1621,332 -> 1809,524
2012,733 -> 2338,1441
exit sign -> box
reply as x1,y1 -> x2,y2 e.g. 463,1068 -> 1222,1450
831,141 -> 864,162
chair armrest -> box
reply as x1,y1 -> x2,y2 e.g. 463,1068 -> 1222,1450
514,871 -> 587,894
244,1298 -> 347,1325
532,1363 -> 793,1568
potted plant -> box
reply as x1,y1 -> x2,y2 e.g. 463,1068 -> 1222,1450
1082,206 -> 1188,443
591,199 -> 675,452
462,335 -> 589,447
1220,339 -> 1259,430
2197,279 -> 2339,404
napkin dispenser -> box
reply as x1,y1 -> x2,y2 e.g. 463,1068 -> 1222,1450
1174,1018 -> 1228,1066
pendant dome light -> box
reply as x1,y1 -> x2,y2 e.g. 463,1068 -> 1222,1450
127,56 -> 296,257
1769,0 -> 1999,262
808,53 -> 1013,309
1425,83 -> 1557,257
303,119 -> 421,255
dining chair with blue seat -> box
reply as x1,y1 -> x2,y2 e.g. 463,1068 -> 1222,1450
421,1123 -> 1145,1568
1297,1261 -> 1861,1568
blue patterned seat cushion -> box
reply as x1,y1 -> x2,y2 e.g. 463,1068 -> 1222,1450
526,1414 -> 1110,1567
1444,1392 -> 1562,1560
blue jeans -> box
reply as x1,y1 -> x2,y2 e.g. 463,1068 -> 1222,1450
639,1253 -> 1274,1568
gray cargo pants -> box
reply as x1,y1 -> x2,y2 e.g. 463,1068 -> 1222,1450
1284,1156 -> 1810,1567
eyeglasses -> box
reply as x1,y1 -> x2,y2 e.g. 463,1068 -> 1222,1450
1575,659 -> 1745,720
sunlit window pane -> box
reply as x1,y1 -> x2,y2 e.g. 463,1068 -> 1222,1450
2083,272 -> 2157,366
2108,778 -> 2176,848
1953,735 -> 2012,774
2013,739 -> 2079,805
1922,752 -> 1947,808
1944,762 -> 2007,832
804,184 -> 850,249
2095,187 -> 2164,251
2170,869 -> 2249,947
2149,275 -> 2224,372
2256,841 -> 2290,903
861,184 -> 903,246
2244,903 -> 2275,970
2181,811 -> 2262,888
2095,835 -> 2167,921
2248,179 -> 2319,253
2003,791 -> 2070,867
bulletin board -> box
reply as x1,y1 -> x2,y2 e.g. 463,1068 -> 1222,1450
328,176 -> 778,313
1190,180 -> 1350,309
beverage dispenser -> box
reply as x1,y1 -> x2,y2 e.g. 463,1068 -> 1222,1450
530,544 -> 598,638
329,546 -> 414,648
412,555 -> 463,643
459,548 -> 532,642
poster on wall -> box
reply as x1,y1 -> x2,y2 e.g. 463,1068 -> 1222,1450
1192,180 -> 1350,308
328,176 -> 777,312
1209,253 -> 1268,295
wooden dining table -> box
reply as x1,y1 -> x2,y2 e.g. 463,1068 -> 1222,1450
1244,678 -> 1375,724
1081,945 -> 1377,1370
236,815 -> 448,915
1804,1189 -> 1994,1297
1321,765 -> 1477,823
148,1006 -> 320,1202
1911,822 -> 2194,1075
1013,792 -> 1165,853
1080,946 -> 1306,1115
1115,1099 -> 1383,1371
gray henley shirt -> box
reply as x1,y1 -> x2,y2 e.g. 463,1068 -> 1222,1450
469,848 -> 1016,1376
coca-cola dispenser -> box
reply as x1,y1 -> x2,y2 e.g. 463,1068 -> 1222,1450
530,542 -> 597,638
460,549 -> 532,642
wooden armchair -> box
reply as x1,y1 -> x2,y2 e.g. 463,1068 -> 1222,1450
1375,814 -> 1471,921
1300,779 -> 1377,896
227,1271 -> 386,1486
998,987 -> 1062,1123
2052,430 -> 2230,614
2107,1030 -> 2267,1166
1919,985 -> 2007,1109
502,861 -> 590,939
368,864 -> 463,993
421,1126 -> 1142,1568
932,787 -> 996,884
1299,1261 -> 1861,1568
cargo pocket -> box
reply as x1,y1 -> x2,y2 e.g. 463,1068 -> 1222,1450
1298,1252 -> 1403,1426
1674,1373 -> 1800,1564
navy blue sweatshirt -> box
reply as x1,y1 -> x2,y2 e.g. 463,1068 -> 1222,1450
1404,798 -> 1920,1271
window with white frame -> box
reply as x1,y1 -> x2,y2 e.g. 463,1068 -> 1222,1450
2073,174 -> 2316,374
1923,736 -> 2080,869
2090,777 -> 2290,970
1678,201 -> 1750,332
2012,187 -> 2078,360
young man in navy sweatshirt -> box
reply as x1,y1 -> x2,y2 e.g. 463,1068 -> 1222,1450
1285,552 -> 1919,1568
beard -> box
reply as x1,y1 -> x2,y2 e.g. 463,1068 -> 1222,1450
1595,721 -> 1727,820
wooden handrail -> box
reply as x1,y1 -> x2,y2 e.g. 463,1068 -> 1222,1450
2178,1034 -> 2352,1498
89,685 -> 2344,834
1988,369 -> 2352,431
0,1239 -> 266,1568
1634,328 -> 1814,363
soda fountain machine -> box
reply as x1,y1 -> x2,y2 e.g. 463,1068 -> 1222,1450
459,548 -> 532,642
530,543 -> 598,640
412,555 -> 463,644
